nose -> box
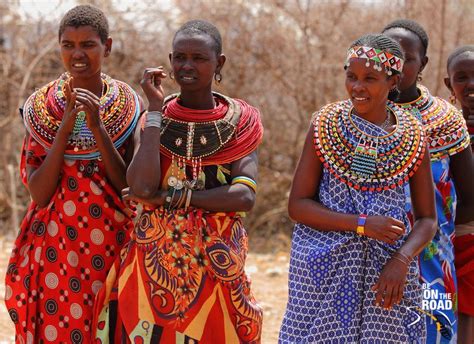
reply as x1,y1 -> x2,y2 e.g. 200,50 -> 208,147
352,80 -> 365,92
72,48 -> 85,59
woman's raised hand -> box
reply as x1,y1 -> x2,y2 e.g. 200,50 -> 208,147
363,215 -> 405,245
59,80 -> 81,135
140,67 -> 167,111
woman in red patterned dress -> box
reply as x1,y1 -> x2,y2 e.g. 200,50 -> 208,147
445,45 -> 474,344
93,20 -> 263,343
4,5 -> 140,343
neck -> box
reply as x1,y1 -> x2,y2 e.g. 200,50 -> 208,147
71,73 -> 103,98
397,84 -> 420,104
354,103 -> 388,126
179,89 -> 216,110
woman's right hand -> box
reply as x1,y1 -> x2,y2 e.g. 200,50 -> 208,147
58,80 -> 82,135
363,215 -> 405,245
140,67 -> 167,111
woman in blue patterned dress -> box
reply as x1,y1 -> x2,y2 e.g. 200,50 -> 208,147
383,20 -> 474,344
279,34 -> 437,343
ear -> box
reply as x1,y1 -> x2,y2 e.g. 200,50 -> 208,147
420,55 -> 429,73
168,52 -> 172,65
444,77 -> 453,93
104,37 -> 112,57
389,74 -> 401,89
215,54 -> 226,74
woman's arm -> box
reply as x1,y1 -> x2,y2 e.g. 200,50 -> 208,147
288,126 -> 405,243
450,146 -> 474,224
189,151 -> 258,212
126,67 -> 166,198
27,83 -> 82,207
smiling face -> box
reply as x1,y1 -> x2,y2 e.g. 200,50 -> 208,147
446,51 -> 474,115
345,58 -> 398,119
59,25 -> 111,81
170,32 -> 224,93
384,28 -> 427,92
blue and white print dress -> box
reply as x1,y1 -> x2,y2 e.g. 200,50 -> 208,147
279,100 -> 428,343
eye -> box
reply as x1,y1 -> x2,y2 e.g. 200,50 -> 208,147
62,43 -> 73,48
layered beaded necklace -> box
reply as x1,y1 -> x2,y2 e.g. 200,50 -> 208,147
313,100 -> 425,191
159,92 -> 263,190
23,73 -> 140,160
397,85 -> 470,161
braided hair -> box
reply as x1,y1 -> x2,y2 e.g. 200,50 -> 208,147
349,33 -> 405,75
447,45 -> 474,70
173,20 -> 222,56
58,5 -> 109,43
382,19 -> 429,57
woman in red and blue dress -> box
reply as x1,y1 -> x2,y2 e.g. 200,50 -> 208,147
384,20 -> 474,344
444,45 -> 474,344
4,5 -> 140,343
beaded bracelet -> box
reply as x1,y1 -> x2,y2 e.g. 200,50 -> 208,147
356,214 -> 367,235
144,111 -> 162,129
231,176 -> 257,193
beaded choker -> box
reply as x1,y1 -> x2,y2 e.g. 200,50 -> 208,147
397,85 -> 470,160
160,93 -> 241,161
23,73 -> 140,160
313,100 -> 425,191
157,92 -> 263,191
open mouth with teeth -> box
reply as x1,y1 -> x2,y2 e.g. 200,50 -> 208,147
72,63 -> 87,69
353,96 -> 369,101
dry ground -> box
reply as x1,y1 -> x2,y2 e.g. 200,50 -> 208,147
0,235 -> 289,343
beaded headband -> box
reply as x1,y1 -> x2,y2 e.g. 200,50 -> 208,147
345,45 -> 404,75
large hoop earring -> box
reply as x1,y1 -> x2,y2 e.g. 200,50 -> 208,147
449,94 -> 456,105
214,72 -> 222,84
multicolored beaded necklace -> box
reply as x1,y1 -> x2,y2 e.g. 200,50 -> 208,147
397,85 -> 470,161
158,92 -> 263,190
23,73 -> 140,160
313,100 -> 426,191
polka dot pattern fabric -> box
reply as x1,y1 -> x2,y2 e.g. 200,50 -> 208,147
5,134 -> 134,343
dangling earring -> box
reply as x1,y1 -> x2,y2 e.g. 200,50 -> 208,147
214,72 -> 222,84
449,94 -> 456,105
417,72 -> 423,82
169,70 -> 174,80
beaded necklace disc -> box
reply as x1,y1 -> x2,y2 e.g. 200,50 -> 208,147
23,73 -> 140,160
313,100 -> 426,191
397,85 -> 470,161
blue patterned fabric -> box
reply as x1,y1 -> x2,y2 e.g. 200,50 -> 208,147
405,158 -> 458,344
279,114 -> 426,343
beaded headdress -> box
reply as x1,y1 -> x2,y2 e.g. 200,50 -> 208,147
345,46 -> 404,75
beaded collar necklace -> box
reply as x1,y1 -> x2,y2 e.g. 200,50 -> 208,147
23,73 -> 140,160
159,92 -> 241,190
398,85 -> 470,160
313,100 -> 425,191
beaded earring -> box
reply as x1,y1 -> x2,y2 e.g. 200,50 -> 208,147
449,94 -> 456,105
417,72 -> 423,82
169,71 -> 174,80
214,72 -> 222,84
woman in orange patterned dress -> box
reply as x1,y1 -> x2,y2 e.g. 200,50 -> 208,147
5,5 -> 139,343
93,20 -> 263,343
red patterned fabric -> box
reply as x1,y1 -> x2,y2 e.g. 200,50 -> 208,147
454,227 -> 474,316
5,134 -> 134,342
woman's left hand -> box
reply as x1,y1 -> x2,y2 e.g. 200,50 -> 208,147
74,88 -> 103,132
371,257 -> 409,309
121,187 -> 167,208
